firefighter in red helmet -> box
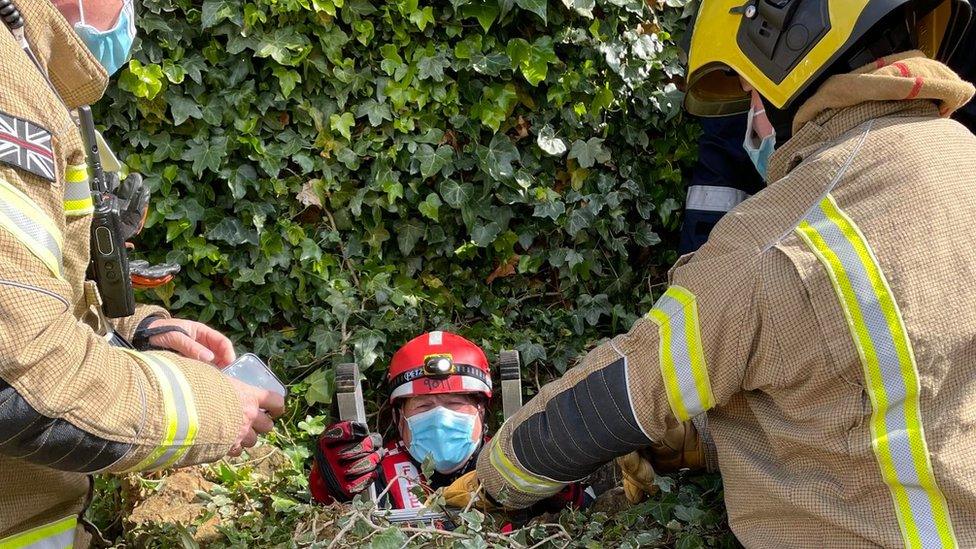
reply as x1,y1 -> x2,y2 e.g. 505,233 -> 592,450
309,331 -> 591,511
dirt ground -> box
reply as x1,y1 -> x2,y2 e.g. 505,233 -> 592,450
122,445 -> 291,544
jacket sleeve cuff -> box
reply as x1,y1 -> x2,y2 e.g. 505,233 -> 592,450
109,351 -> 242,472
172,354 -> 243,466
113,303 -> 172,342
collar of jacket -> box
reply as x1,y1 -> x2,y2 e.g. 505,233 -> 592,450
767,50 -> 976,183
17,1 -> 108,109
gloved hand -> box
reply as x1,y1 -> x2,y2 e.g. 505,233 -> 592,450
443,471 -> 501,511
617,451 -> 658,504
310,421 -> 383,504
617,420 -> 708,504
105,171 -> 149,241
646,420 -> 707,474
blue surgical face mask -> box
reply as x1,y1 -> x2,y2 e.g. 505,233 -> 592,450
743,106 -> 776,180
74,0 -> 137,76
406,406 -> 480,474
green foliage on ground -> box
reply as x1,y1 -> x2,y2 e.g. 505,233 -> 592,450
94,453 -> 736,548
88,0 -> 735,546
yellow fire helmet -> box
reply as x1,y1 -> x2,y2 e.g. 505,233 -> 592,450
684,0 -> 973,117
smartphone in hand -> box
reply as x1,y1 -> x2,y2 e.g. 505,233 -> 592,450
222,353 -> 286,397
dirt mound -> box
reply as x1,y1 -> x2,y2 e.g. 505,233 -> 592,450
242,444 -> 291,480
123,467 -> 220,543
122,445 -> 291,544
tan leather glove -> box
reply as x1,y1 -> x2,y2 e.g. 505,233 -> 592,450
617,421 -> 708,504
617,451 -> 658,504
647,420 -> 707,474
443,471 -> 501,511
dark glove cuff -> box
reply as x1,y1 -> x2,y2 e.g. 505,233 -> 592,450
314,437 -> 353,501
132,316 -> 190,351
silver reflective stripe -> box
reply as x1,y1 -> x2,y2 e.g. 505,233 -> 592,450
0,198 -> 62,273
647,286 -> 714,422
653,294 -> 706,415
63,181 -> 90,202
0,177 -> 63,277
141,352 -> 192,470
795,194 -> 956,548
122,350 -> 200,472
685,185 -> 749,213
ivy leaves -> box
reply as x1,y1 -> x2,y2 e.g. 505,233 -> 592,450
479,133 -> 521,181
183,135 -> 227,177
515,0 -> 547,22
506,37 -> 558,86
415,145 -> 454,179
537,125 -> 567,156
92,2 -> 719,543
104,0 -> 699,485
569,137 -> 611,168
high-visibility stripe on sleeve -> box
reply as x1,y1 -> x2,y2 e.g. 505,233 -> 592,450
122,350 -> 200,471
648,286 -> 715,422
795,193 -> 957,549
488,437 -> 563,496
63,164 -> 93,216
0,514 -> 76,549
0,177 -> 62,278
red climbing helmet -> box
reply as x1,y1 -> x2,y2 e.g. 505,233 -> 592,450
387,331 -> 492,404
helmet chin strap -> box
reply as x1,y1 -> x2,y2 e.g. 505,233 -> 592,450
844,14 -> 913,70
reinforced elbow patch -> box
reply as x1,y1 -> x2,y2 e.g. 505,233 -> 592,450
0,380 -> 131,472
510,357 -> 652,482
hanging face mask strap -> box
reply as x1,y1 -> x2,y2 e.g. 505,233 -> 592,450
123,0 -> 136,36
77,0 -> 86,26
745,107 -> 774,149
745,107 -> 760,149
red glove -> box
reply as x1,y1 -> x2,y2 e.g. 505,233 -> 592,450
310,421 -> 383,504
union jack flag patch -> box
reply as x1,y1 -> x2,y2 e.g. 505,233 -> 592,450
0,112 -> 55,181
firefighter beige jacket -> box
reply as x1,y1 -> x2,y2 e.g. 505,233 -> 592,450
0,4 -> 242,546
478,52 -> 976,548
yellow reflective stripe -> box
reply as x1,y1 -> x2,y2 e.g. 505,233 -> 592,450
64,164 -> 87,184
122,350 -> 200,471
647,286 -> 715,422
0,177 -> 63,277
153,353 -> 200,469
0,515 -> 76,549
795,194 -> 956,549
63,165 -> 93,216
488,437 -> 562,496
63,198 -> 94,216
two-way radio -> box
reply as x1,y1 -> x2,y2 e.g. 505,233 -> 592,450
79,107 -> 135,318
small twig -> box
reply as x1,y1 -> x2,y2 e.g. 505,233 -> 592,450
321,199 -> 361,289
460,482 -> 483,514
401,531 -> 426,547
327,508 -> 366,549
526,531 -> 571,549
375,472 -> 407,503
